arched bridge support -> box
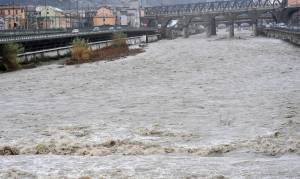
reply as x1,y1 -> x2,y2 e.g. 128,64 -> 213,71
207,16 -> 217,37
183,26 -> 190,38
249,12 -> 261,36
181,16 -> 194,38
252,18 -> 259,36
226,14 -> 236,38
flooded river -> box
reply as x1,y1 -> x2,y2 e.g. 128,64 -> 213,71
0,31 -> 300,178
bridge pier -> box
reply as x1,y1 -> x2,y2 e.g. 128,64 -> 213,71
252,19 -> 258,36
229,19 -> 235,38
183,27 -> 190,38
207,16 -> 217,36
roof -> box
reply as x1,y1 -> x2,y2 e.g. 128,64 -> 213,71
0,5 -> 25,10
36,6 -> 64,13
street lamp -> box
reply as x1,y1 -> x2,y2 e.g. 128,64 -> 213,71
44,0 -> 47,29
12,0 -> 15,30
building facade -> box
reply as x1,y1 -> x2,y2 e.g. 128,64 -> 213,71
36,6 -> 70,29
93,7 -> 116,26
25,5 -> 38,30
116,0 -> 143,28
0,5 -> 26,30
0,17 -> 4,30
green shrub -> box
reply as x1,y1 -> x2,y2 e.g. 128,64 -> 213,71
0,43 -> 23,71
71,38 -> 91,63
112,32 -> 128,48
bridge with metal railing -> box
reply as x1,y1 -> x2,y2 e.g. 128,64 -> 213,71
0,28 -> 157,52
143,0 -> 299,38
145,0 -> 284,16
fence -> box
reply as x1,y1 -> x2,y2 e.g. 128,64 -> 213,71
16,34 -> 160,63
0,28 -> 157,44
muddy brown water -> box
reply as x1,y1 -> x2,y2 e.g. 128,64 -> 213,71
0,30 -> 300,178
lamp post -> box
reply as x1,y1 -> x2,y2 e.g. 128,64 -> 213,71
76,0 -> 79,28
44,0 -> 47,29
12,0 -> 15,29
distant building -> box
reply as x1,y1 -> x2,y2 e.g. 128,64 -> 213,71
65,9 -> 86,28
288,0 -> 300,7
0,5 -> 26,30
116,0 -> 142,28
36,6 -> 70,29
25,5 -> 38,30
93,7 -> 116,26
0,17 -> 4,30
115,8 -> 129,26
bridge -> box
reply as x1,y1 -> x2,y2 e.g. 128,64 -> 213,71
143,0 -> 300,38
0,28 -> 157,52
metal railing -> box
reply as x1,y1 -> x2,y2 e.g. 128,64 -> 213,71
16,34 -> 160,63
145,0 -> 284,16
0,28 -> 158,44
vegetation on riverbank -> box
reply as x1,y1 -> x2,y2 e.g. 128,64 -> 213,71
0,32 -> 145,72
0,43 -> 23,72
65,32 -> 144,65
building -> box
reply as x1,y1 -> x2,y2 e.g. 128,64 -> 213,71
93,7 -> 116,26
288,0 -> 300,7
25,5 -> 38,30
65,9 -> 86,28
0,5 -> 26,30
36,6 -> 70,29
0,17 -> 4,30
116,0 -> 142,28
115,8 -> 129,26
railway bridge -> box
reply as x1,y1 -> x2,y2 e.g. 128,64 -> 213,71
143,0 -> 300,38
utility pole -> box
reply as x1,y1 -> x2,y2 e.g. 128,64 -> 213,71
44,0 -> 47,29
12,0 -> 15,29
76,0 -> 79,28
138,0 -> 141,28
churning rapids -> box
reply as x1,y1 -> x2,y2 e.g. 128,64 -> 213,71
0,30 -> 300,178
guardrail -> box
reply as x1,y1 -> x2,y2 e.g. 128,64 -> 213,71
260,27 -> 300,45
16,34 -> 160,64
0,28 -> 158,44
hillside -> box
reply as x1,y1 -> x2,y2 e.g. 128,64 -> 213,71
0,0 -> 205,8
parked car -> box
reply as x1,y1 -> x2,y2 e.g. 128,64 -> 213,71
277,23 -> 287,29
108,27 -> 115,31
290,26 -> 300,31
93,27 -> 100,32
72,29 -> 79,33
265,24 -> 271,28
217,24 -> 226,29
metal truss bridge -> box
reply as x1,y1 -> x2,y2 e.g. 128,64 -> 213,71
145,0 -> 285,17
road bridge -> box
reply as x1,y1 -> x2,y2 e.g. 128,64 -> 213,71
143,0 -> 300,38
0,29 -> 157,52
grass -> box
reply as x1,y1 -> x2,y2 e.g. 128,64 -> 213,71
70,38 -> 91,64
66,33 -> 144,65
112,32 -> 128,48
0,43 -> 23,71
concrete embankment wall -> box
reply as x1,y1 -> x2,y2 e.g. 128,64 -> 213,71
15,34 -> 160,64
260,29 -> 300,46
